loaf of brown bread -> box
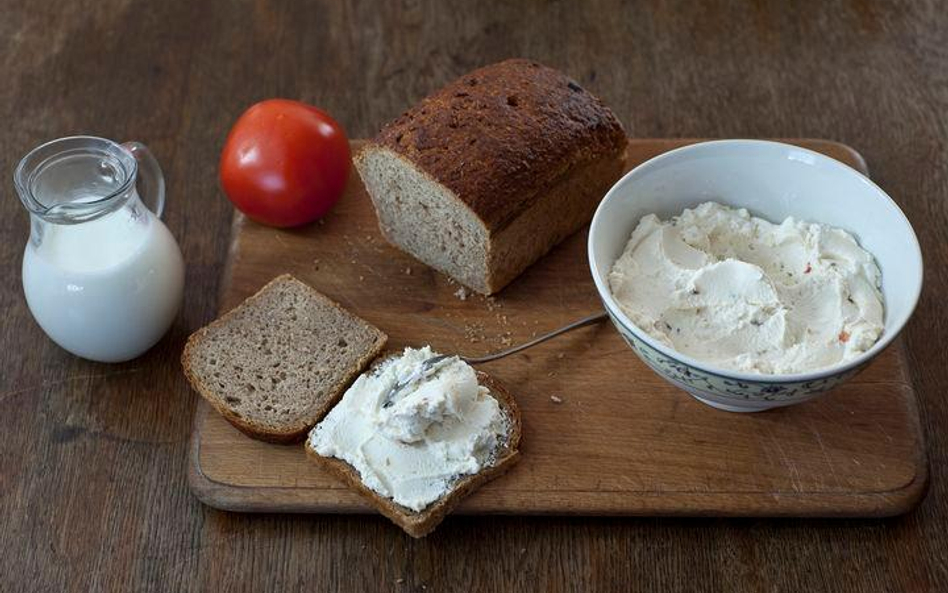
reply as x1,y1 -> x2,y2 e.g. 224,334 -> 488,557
355,58 -> 628,295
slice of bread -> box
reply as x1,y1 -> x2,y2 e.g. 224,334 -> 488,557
305,371 -> 521,538
182,274 -> 387,444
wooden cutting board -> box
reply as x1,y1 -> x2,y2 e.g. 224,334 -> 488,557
188,139 -> 927,517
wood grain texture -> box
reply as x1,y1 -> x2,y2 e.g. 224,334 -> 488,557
2,0 -> 947,591
190,139 -> 926,518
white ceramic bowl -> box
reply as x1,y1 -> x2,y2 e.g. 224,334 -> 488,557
588,140 -> 923,412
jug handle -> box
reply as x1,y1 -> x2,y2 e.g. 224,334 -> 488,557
122,142 -> 166,219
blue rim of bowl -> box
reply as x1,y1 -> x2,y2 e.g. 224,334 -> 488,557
588,139 -> 924,385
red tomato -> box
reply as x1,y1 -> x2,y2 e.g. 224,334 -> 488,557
219,99 -> 350,227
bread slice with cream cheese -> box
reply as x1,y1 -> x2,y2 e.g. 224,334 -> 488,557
305,369 -> 521,538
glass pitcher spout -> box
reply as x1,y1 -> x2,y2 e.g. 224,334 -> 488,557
14,136 -> 142,225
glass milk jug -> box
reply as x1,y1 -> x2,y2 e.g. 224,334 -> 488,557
15,136 -> 185,362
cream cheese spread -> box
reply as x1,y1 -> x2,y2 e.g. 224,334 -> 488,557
308,346 -> 508,512
608,202 -> 884,374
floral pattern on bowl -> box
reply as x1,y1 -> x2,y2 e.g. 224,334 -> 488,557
605,308 -> 866,412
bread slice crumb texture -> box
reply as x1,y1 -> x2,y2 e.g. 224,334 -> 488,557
182,274 -> 387,443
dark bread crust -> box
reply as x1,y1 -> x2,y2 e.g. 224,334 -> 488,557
181,274 -> 388,444
305,370 -> 522,538
485,147 -> 626,292
369,58 -> 628,233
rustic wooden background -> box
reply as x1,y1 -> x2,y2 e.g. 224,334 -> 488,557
1,0 -> 945,591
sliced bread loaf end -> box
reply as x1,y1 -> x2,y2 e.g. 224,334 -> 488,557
182,274 -> 387,444
355,146 -> 491,293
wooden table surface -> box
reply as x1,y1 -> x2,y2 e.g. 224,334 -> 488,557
2,1 -> 945,591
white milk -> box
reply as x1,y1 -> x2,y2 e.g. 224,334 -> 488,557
22,198 -> 184,362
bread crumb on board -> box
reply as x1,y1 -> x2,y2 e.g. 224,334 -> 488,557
550,395 -> 563,404
464,321 -> 486,343
442,277 -> 510,313
405,267 -> 413,275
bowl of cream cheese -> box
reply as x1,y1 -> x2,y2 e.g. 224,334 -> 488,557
588,140 -> 922,412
